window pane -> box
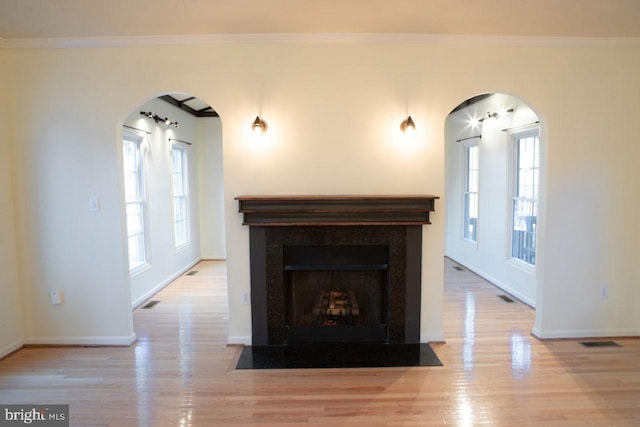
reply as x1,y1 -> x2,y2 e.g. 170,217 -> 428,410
466,146 -> 479,191
171,146 -> 188,247
175,220 -> 187,246
511,132 -> 539,265
123,134 -> 147,269
468,171 -> 478,193
468,146 -> 478,170
126,202 -> 143,235
174,197 -> 186,221
463,144 -> 479,242
463,192 -> 478,241
128,234 -> 146,270
512,198 -> 537,264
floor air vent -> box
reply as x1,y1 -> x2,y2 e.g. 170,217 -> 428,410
580,341 -> 620,348
142,300 -> 160,309
186,270 -> 199,276
498,295 -> 515,303
453,266 -> 464,271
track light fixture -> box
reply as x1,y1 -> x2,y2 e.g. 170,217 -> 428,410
140,111 -> 179,128
251,116 -> 268,134
477,108 -> 514,123
400,116 -> 416,133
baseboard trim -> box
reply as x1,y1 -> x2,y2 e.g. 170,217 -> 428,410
23,333 -> 138,347
531,327 -> 640,340
132,258 -> 202,309
0,338 -> 25,360
227,335 -> 251,346
421,334 -> 446,343
446,256 -> 536,308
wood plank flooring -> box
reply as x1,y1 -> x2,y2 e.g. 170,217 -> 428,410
1,259 -> 639,426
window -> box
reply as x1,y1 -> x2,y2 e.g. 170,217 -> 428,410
463,142 -> 479,243
510,129 -> 539,265
171,145 -> 189,248
123,132 -> 148,271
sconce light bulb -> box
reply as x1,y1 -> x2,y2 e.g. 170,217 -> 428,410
400,116 -> 416,133
252,116 -> 267,134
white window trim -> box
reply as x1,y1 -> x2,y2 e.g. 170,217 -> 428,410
461,138 -> 480,247
123,131 -> 150,274
130,260 -> 152,277
506,125 -> 540,273
171,144 -> 190,250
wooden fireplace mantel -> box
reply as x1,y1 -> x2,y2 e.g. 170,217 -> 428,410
236,195 -> 438,226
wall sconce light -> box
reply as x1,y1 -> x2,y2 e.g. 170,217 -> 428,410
251,116 -> 268,134
400,116 -> 416,133
140,111 -> 179,128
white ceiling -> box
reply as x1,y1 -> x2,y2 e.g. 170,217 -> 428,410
1,0 -> 639,40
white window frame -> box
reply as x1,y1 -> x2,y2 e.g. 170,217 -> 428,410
508,126 -> 540,269
123,131 -> 149,273
171,144 -> 189,249
462,140 -> 479,245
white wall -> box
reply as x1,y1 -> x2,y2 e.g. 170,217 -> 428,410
534,47 -> 640,338
0,50 -> 24,357
8,49 -> 135,345
197,117 -> 226,259
445,93 -> 540,306
123,97 -> 203,307
2,39 -> 639,347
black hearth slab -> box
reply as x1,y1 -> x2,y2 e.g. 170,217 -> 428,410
235,343 -> 443,369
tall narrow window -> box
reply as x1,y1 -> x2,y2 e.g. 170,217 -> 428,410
123,132 -> 147,271
463,143 -> 479,242
171,145 -> 189,248
511,129 -> 539,265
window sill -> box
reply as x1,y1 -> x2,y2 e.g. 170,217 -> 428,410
506,258 -> 536,276
175,242 -> 191,253
130,262 -> 151,277
461,237 -> 478,250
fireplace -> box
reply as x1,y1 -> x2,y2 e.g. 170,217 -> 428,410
284,244 -> 389,344
237,195 -> 438,347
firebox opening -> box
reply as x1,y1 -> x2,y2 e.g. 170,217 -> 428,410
284,245 -> 390,344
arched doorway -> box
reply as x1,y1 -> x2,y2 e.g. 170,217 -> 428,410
444,92 -> 544,309
120,93 -> 226,307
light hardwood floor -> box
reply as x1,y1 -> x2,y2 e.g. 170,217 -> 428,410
1,259 -> 639,426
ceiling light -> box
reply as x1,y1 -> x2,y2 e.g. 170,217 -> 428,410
140,111 -> 179,128
479,108 -> 514,122
468,116 -> 481,128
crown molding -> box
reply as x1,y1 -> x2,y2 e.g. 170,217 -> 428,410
2,33 -> 640,50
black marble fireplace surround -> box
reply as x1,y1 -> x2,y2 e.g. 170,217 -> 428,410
237,196 -> 438,349
253,225 -> 421,345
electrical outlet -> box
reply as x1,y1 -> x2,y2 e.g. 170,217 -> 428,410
50,290 -> 64,305
599,285 -> 609,299
241,292 -> 250,305
89,196 -> 100,212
